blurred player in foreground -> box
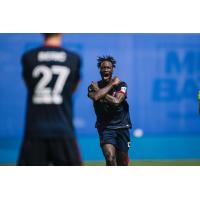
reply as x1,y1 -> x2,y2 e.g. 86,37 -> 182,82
88,56 -> 132,166
18,33 -> 82,165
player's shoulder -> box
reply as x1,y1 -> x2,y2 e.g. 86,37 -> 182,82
115,81 -> 128,93
21,47 -> 43,64
116,81 -> 128,95
119,81 -> 128,87
64,48 -> 81,61
22,47 -> 41,58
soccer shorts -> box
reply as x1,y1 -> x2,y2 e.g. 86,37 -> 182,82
97,128 -> 131,152
18,137 -> 82,166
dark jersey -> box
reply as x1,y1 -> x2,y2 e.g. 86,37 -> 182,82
89,81 -> 132,129
22,46 -> 81,138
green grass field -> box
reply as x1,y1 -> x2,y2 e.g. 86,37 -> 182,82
1,159 -> 200,166
84,160 -> 200,166
1,160 -> 200,166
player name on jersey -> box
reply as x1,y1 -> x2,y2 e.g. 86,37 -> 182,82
38,51 -> 67,62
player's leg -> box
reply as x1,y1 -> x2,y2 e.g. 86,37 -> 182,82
98,128 -> 118,166
102,143 -> 117,166
116,129 -> 130,166
49,137 -> 82,166
18,137 -> 49,166
116,151 -> 129,166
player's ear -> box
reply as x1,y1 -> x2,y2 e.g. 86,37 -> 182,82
112,66 -> 114,72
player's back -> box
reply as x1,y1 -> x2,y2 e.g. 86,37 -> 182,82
22,46 -> 81,138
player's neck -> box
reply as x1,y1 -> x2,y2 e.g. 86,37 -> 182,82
44,36 -> 62,47
102,78 -> 112,85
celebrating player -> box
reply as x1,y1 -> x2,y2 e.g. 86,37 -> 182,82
18,33 -> 82,165
88,56 -> 132,166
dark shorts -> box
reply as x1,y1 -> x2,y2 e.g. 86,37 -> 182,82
97,128 -> 131,152
18,137 -> 82,166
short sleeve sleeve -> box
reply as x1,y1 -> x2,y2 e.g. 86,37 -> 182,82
116,82 -> 128,95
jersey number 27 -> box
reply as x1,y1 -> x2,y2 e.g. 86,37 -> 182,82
32,65 -> 70,104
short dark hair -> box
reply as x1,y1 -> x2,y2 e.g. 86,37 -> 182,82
42,33 -> 60,38
97,56 -> 116,68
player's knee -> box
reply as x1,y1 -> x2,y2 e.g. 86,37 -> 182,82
105,151 -> 116,163
117,153 -> 129,166
118,158 -> 129,166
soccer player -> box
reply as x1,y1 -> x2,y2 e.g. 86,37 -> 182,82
18,33 -> 82,166
88,56 -> 132,166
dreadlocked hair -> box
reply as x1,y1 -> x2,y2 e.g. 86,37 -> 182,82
97,56 -> 116,68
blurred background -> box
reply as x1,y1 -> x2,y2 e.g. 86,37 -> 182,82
0,33 -> 200,165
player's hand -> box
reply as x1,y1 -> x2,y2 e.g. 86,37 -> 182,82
99,98 -> 108,103
91,82 -> 99,91
112,76 -> 121,86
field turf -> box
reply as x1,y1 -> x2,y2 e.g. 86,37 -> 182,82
84,160 -> 200,166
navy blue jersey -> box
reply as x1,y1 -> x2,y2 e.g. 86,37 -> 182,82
89,81 -> 132,129
22,46 -> 81,138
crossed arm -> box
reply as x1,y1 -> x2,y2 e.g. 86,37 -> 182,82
88,79 -> 126,106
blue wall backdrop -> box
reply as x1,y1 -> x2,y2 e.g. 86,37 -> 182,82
0,33 -> 200,163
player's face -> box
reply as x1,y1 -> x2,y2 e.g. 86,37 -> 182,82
100,61 -> 113,82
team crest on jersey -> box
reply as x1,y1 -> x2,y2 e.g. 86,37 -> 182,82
120,87 -> 127,93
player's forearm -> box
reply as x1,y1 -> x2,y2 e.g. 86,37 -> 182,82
104,94 -> 120,105
93,82 -> 114,101
104,94 -> 124,106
